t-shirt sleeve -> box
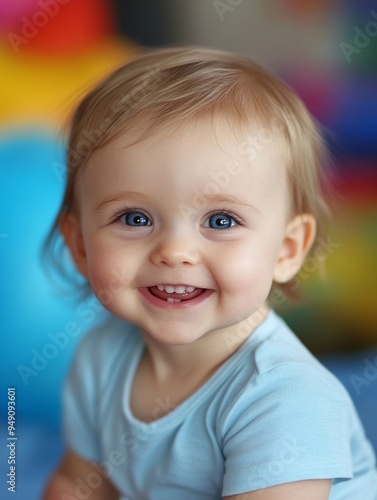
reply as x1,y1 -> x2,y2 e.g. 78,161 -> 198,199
63,329 -> 103,462
221,361 -> 354,496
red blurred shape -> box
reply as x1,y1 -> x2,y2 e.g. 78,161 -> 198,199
278,0 -> 329,18
8,0 -> 115,55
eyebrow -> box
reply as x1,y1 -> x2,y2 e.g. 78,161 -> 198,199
95,191 -> 260,213
95,191 -> 147,211
202,194 -> 260,212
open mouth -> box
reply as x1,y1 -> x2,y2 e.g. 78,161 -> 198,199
148,284 -> 206,303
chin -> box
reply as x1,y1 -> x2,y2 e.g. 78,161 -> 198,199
140,323 -> 205,346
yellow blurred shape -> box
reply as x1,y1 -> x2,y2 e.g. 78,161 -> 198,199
0,38 -> 138,129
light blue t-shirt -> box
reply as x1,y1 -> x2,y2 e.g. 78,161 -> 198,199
63,310 -> 377,499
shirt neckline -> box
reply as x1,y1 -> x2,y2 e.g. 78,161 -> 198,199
122,309 -> 278,432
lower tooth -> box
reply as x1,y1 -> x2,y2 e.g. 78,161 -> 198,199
167,298 -> 181,303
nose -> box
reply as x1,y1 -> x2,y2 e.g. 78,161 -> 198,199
149,230 -> 200,267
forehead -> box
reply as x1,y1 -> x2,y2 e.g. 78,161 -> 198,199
78,116 -> 288,208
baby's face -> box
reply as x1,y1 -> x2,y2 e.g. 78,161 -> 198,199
72,118 -> 291,345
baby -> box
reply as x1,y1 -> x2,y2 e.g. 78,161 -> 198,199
44,47 -> 377,499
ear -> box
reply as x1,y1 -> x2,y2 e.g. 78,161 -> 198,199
59,213 -> 89,278
273,214 -> 316,283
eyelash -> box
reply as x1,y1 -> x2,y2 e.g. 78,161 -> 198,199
205,210 -> 244,228
110,207 -> 244,227
111,206 -> 150,224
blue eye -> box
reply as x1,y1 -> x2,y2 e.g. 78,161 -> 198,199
120,211 -> 150,227
206,213 -> 236,230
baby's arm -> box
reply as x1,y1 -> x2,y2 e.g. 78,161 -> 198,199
43,450 -> 119,500
223,479 -> 331,499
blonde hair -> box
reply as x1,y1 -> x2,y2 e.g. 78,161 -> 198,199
47,46 -> 331,296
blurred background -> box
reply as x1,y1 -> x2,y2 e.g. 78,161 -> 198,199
0,0 -> 376,498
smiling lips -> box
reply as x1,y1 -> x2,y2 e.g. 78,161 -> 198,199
149,284 -> 206,303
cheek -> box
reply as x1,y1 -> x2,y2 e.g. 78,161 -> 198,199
84,236 -> 136,297
216,239 -> 279,299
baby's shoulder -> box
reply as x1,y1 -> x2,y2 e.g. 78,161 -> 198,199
237,313 -> 352,408
218,317 -> 355,444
